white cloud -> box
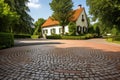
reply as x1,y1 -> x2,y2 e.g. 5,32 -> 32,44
27,0 -> 41,9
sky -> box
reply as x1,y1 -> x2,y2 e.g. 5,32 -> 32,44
27,0 -> 89,22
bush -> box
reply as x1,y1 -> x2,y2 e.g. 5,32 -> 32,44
31,35 -> 40,39
62,36 -> 86,40
0,32 -> 14,49
46,34 -> 94,40
107,38 -> 113,42
85,33 -> 94,39
111,26 -> 118,36
62,34 -> 93,40
112,36 -> 120,41
46,34 -> 62,39
115,36 -> 120,41
14,34 -> 31,38
68,22 -> 76,36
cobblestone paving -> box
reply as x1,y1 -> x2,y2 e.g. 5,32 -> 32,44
0,40 -> 120,80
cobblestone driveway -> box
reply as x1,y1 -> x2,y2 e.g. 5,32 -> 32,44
0,39 -> 120,80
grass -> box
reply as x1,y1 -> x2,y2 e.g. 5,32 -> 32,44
31,35 -> 39,39
112,41 -> 120,44
106,38 -> 120,44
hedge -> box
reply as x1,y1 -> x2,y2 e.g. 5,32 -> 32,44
113,36 -> 120,41
62,36 -> 81,40
46,35 -> 62,39
46,34 -> 94,40
108,36 -> 120,41
0,32 -> 14,49
62,36 -> 88,40
14,34 -> 31,38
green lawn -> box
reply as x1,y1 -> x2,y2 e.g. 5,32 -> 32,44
106,38 -> 120,44
112,41 -> 120,44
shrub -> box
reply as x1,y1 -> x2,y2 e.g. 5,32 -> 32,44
46,34 -> 93,40
112,36 -> 120,41
31,35 -> 40,39
0,32 -> 14,49
62,34 -> 94,40
14,34 -> 31,38
46,34 -> 62,39
64,32 -> 69,36
85,33 -> 93,39
111,25 -> 118,36
62,36 -> 81,40
62,36 -> 87,40
115,36 -> 120,41
107,38 -> 113,42
68,22 -> 76,36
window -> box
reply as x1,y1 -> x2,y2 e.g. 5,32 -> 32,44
43,29 -> 48,34
53,28 -> 56,34
51,28 -> 56,34
59,28 -> 62,33
82,15 -> 84,22
83,27 -> 86,33
45,30 -> 48,34
50,29 -> 52,34
83,27 -> 86,32
77,26 -> 81,34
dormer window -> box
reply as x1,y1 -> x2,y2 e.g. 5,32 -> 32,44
82,15 -> 84,22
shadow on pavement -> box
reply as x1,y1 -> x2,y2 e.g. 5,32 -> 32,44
14,39 -> 63,47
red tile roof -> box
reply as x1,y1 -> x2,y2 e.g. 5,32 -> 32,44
42,8 -> 84,28
70,8 -> 84,21
42,17 -> 59,27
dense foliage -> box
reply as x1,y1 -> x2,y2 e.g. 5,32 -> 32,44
86,0 -> 120,31
49,0 -> 73,35
62,34 -> 94,40
0,0 -> 19,32
68,22 -> 76,36
46,34 -> 94,40
0,0 -> 33,34
46,34 -> 62,39
0,33 -> 14,49
0,0 -> 33,48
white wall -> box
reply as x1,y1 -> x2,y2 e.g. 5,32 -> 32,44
42,25 -> 68,36
65,26 -> 69,33
76,9 -> 88,28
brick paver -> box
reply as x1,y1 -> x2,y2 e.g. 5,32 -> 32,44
0,39 -> 120,80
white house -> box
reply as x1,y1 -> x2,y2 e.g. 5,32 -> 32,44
42,5 -> 88,36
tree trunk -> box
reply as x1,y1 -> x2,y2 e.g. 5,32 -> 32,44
62,26 -> 65,35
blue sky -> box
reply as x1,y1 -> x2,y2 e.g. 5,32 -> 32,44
27,0 -> 89,22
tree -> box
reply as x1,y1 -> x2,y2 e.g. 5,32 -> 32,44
33,18 -> 45,35
0,0 -> 19,32
94,24 -> 100,37
86,0 -> 120,30
111,25 -> 118,36
68,22 -> 76,35
4,0 -> 33,34
49,0 -> 73,35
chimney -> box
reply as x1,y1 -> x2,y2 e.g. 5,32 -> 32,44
78,4 -> 82,9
